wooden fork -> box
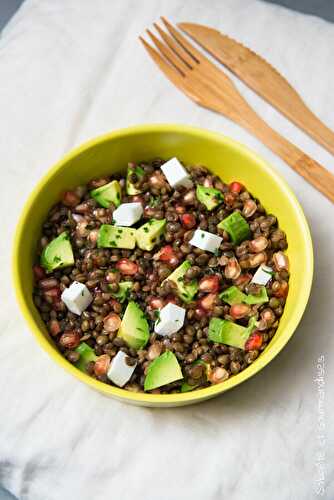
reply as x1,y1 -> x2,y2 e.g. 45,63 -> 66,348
140,17 -> 334,203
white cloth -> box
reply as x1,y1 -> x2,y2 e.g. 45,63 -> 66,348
1,1 -> 333,499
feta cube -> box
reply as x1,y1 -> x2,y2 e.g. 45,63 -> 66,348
189,229 -> 223,254
107,351 -> 137,387
112,202 -> 143,227
61,281 -> 93,315
251,265 -> 273,285
154,303 -> 186,336
161,157 -> 192,189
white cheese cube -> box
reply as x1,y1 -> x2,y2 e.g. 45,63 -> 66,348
154,303 -> 186,336
189,229 -> 223,254
112,202 -> 143,226
161,157 -> 192,189
61,281 -> 93,315
251,265 -> 273,285
107,351 -> 137,387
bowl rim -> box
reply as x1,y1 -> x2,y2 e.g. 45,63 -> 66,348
12,123 -> 314,405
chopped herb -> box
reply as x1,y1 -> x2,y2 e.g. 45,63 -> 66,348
81,290 -> 85,296
116,193 -> 120,200
143,227 -> 149,233
214,248 -> 220,256
201,233 -> 205,238
53,256 -> 62,263
177,276 -> 184,282
116,235 -> 121,239
117,229 -> 123,234
111,219 -> 116,225
109,240 -> 117,246
148,220 -> 154,226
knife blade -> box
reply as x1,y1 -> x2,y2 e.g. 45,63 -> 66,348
178,22 -> 334,156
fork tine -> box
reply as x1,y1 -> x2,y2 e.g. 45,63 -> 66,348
139,36 -> 187,91
153,22 -> 194,69
161,17 -> 203,64
146,29 -> 186,75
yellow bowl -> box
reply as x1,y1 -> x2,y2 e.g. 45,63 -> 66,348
13,124 -> 313,407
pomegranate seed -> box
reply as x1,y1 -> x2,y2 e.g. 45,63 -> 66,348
249,252 -> 267,268
147,343 -> 162,361
243,200 -> 257,218
103,313 -> 121,332
229,181 -> 244,193
131,194 -> 145,204
181,213 -> 197,229
230,303 -> 251,319
209,367 -> 229,384
194,307 -> 207,319
48,319 -> 61,336
149,297 -> 165,310
59,331 -> 80,349
249,236 -> 268,253
245,331 -> 263,351
149,171 -> 166,188
39,278 -> 59,290
175,205 -> 186,214
74,202 -> 91,214
225,258 -> 241,280
274,280 -> 289,298
116,259 -> 138,275
94,355 -> 111,376
203,177 -> 214,188
261,309 -> 276,325
62,191 -> 80,207
199,275 -> 220,293
234,273 -> 252,287
183,190 -> 196,205
158,245 -> 176,262
44,287 -> 61,302
33,265 -> 46,280
273,251 -> 289,271
88,177 -> 109,189
198,293 -> 218,311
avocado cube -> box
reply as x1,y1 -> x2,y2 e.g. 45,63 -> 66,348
90,180 -> 121,208
217,212 -> 250,245
126,165 -> 145,195
97,225 -> 136,249
220,286 -> 247,305
144,351 -> 183,391
208,317 -> 257,350
189,229 -> 222,254
75,342 -> 97,372
196,185 -> 224,210
112,202 -> 143,227
107,351 -> 137,387
61,281 -> 93,315
117,301 -> 150,350
160,157 -> 192,189
40,232 -> 74,272
136,218 -> 166,251
164,260 -> 198,303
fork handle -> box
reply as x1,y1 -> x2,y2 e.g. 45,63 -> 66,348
238,109 -> 334,203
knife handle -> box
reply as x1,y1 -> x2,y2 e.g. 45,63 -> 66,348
238,108 -> 334,203
296,105 -> 334,157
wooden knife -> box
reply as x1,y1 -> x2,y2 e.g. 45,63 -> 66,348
178,22 -> 334,156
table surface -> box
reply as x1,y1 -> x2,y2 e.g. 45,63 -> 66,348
1,1 -> 333,499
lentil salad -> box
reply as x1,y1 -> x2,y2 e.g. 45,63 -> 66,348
32,158 -> 290,394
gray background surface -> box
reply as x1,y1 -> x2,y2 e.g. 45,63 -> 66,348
1,0 -> 334,30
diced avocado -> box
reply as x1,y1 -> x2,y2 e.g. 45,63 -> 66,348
75,342 -> 97,372
117,301 -> 149,350
244,286 -> 269,305
90,180 -> 121,208
220,285 -> 268,306
126,165 -> 145,195
181,360 -> 210,392
208,317 -> 257,350
164,260 -> 198,303
40,232 -> 74,272
144,351 -> 183,391
196,185 -> 224,210
220,286 -> 247,305
136,218 -> 166,251
217,212 -> 251,245
97,224 -> 136,249
109,281 -> 133,303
